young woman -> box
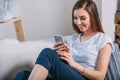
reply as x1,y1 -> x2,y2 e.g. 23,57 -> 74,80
15,0 -> 114,80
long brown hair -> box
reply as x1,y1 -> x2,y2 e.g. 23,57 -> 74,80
72,0 -> 104,33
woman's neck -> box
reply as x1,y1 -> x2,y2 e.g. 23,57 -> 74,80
80,31 -> 97,42
82,31 -> 96,37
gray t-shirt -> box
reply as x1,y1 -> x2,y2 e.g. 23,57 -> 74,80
67,32 -> 114,70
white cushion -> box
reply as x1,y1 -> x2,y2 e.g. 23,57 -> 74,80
0,38 -> 55,80
0,39 -> 20,45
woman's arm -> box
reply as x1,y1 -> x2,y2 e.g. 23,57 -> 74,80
55,43 -> 112,80
71,43 -> 112,80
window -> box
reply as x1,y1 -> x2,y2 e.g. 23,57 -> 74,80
0,0 -> 19,22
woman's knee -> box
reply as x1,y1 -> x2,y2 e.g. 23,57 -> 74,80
36,48 -> 56,60
39,48 -> 55,56
42,48 -> 54,53
36,48 -> 59,62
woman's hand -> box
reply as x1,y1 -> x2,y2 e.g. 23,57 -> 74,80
54,42 -> 70,53
53,42 -> 75,66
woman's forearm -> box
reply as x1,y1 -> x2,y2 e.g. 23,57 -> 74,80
71,62 -> 105,80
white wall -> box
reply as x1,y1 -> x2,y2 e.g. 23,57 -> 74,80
95,0 -> 117,40
101,0 -> 117,40
20,0 -> 103,41
94,0 -> 102,20
0,0 -> 117,41
20,0 -> 77,40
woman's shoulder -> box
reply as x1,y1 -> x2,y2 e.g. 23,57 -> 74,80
66,33 -> 80,43
71,33 -> 79,38
69,33 -> 81,40
95,32 -> 112,41
96,32 -> 114,51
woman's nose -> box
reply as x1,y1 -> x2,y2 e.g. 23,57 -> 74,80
76,19 -> 81,25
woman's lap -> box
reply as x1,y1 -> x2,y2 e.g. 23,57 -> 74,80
14,48 -> 88,80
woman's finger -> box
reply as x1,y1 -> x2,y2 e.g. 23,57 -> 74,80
53,42 -> 63,48
54,43 -> 66,50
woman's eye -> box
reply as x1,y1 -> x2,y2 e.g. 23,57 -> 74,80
73,17 -> 77,20
73,16 -> 86,21
81,17 -> 86,20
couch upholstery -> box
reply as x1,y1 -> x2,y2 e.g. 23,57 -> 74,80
1,37 -> 120,80
0,38 -> 55,80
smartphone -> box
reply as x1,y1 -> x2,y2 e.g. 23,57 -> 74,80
54,35 -> 65,43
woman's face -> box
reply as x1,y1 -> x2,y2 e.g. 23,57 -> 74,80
73,8 -> 91,32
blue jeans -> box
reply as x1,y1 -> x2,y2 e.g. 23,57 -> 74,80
14,70 -> 53,80
14,48 -> 89,80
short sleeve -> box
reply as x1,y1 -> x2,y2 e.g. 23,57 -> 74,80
97,34 -> 114,52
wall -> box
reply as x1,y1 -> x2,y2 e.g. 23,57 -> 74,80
20,0 -> 77,40
20,0 -> 103,41
101,0 -> 117,40
0,0 -> 117,41
94,0 -> 102,20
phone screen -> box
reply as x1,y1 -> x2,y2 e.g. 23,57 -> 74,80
54,35 -> 64,43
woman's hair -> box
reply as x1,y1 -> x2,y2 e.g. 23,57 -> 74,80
72,0 -> 104,33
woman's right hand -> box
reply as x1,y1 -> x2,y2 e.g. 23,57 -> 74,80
53,42 -> 76,67
53,42 -> 66,51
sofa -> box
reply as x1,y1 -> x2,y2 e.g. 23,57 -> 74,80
0,36 -> 120,80
0,38 -> 55,80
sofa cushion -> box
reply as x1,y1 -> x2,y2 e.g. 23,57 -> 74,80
0,39 -> 20,45
0,38 -> 55,80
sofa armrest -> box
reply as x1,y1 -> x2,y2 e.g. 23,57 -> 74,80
0,38 -> 55,80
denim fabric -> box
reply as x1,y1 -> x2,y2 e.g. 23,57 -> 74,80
105,43 -> 120,80
35,48 -> 88,80
14,48 -> 88,80
14,70 -> 53,80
